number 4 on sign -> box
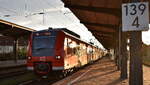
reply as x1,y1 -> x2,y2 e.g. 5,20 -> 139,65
132,16 -> 139,28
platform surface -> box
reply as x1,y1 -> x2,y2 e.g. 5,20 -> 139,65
53,58 -> 128,85
53,57 -> 150,85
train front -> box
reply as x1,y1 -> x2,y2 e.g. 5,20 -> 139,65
27,30 -> 64,75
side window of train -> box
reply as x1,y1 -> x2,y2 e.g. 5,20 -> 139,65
68,39 -> 72,48
67,38 -> 73,55
87,46 -> 93,54
83,44 -> 86,50
93,48 -> 95,53
79,43 -> 84,56
67,39 -> 79,56
64,38 -> 67,47
82,44 -> 87,56
74,42 -> 80,56
72,41 -> 78,55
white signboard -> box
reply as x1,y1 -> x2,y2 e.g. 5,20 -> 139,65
122,2 -> 149,31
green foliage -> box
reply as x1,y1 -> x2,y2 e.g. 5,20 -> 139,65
18,47 -> 27,59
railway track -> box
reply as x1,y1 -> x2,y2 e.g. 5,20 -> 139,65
0,70 -> 28,79
0,65 -> 71,85
20,74 -> 62,85
20,66 -> 82,85
0,65 -> 27,79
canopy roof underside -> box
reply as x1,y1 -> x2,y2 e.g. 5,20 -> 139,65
62,0 -> 150,49
0,19 -> 35,38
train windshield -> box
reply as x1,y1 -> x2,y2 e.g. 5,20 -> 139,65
32,36 -> 56,56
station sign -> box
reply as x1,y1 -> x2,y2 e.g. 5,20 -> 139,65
122,2 -> 149,31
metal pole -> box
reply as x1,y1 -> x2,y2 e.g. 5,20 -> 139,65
120,32 -> 128,79
129,0 -> 143,85
129,32 -> 143,85
13,38 -> 18,62
118,26 -> 121,70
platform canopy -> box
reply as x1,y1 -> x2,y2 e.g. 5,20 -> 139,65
62,0 -> 150,49
0,19 -> 35,38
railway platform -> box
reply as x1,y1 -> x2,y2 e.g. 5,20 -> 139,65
0,60 -> 26,68
53,57 -> 128,85
53,57 -> 150,85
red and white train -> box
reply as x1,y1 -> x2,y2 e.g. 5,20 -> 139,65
27,28 -> 104,75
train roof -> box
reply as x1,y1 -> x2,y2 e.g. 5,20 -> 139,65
60,28 -> 80,39
33,28 -> 80,39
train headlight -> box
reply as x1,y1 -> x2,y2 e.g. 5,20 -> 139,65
55,56 -> 61,59
28,56 -> 31,60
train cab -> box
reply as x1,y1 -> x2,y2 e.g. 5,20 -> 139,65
27,29 -> 65,74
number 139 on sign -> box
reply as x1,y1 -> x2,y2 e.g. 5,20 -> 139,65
122,2 -> 149,31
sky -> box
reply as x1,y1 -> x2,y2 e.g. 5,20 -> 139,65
0,0 -> 150,48
142,29 -> 150,45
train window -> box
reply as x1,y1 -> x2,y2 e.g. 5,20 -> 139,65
32,36 -> 56,56
67,39 -> 78,56
68,39 -> 71,44
68,41 -> 77,48
87,47 -> 93,54
64,38 -> 68,47
67,38 -> 72,55
83,45 -> 86,49
93,49 -> 95,52
33,36 -> 55,49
